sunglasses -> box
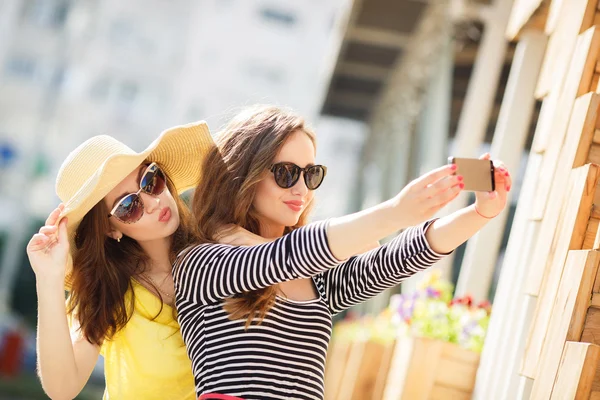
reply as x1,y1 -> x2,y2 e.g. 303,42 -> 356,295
269,162 -> 327,190
108,162 -> 166,224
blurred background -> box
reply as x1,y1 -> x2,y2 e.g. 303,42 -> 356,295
0,0 -> 530,398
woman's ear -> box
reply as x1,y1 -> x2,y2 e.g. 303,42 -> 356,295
106,228 -> 123,242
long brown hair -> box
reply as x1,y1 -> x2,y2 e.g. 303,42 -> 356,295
66,164 -> 199,346
192,105 -> 317,328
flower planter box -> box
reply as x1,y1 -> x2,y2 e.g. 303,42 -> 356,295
381,336 -> 480,400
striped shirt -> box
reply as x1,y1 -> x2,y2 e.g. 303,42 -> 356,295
173,220 -> 447,399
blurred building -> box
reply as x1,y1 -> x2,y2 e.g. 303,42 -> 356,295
0,0 -> 353,316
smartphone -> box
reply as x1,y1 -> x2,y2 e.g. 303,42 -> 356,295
448,157 -> 495,192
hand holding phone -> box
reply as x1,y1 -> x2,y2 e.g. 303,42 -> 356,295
447,157 -> 495,192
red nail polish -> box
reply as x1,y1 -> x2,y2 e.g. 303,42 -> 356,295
457,175 -> 464,181
507,186 -> 511,191
450,164 -> 457,171
505,172 -> 509,176
459,183 -> 465,189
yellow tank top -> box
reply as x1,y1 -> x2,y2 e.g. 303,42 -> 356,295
100,279 -> 196,399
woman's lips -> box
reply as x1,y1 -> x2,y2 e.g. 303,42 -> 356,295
158,207 -> 172,222
284,201 -> 304,212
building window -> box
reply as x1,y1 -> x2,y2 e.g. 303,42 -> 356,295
4,56 -> 37,80
22,0 -> 70,29
259,7 -> 296,26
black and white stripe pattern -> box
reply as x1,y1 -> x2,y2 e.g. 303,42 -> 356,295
173,220 -> 447,399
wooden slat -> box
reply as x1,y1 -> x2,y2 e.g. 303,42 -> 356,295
349,341 -> 387,400
371,341 -> 397,400
581,308 -> 600,391
591,293 -> 600,308
551,342 -> 600,399
429,386 -> 471,400
592,73 -> 600,93
584,218 -> 600,248
535,0 -> 598,99
336,340 -> 367,400
593,129 -> 600,145
434,358 -> 478,393
382,337 -> 417,400
441,341 -> 480,364
383,337 -> 442,400
506,0 -> 546,40
531,250 -> 600,399
531,27 -> 600,215
526,94 -> 600,294
522,164 -> 600,378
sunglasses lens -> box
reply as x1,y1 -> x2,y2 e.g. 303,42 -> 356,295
305,166 -> 325,190
113,194 -> 143,223
273,164 -> 300,189
141,165 -> 166,195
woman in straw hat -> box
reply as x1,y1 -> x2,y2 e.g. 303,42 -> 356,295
26,122 -> 258,400
172,105 -> 512,399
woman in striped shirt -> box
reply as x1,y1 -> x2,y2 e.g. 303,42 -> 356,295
174,105 -> 512,400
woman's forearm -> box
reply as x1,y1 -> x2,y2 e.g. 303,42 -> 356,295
425,204 -> 492,254
327,199 -> 401,260
36,280 -> 83,399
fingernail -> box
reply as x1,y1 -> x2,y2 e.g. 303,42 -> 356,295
457,175 -> 464,181
507,186 -> 511,191
450,164 -> 457,171
459,183 -> 465,189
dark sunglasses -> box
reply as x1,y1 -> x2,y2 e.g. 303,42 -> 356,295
108,162 -> 166,224
269,162 -> 327,190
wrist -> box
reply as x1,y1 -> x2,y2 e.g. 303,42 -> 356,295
36,274 -> 66,294
472,204 -> 498,219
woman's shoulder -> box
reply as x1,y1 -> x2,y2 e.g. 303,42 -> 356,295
175,242 -> 233,263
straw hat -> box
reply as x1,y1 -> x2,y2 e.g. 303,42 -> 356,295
56,121 -> 213,254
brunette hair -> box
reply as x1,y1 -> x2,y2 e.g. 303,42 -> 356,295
192,105 -> 316,328
66,164 -> 198,345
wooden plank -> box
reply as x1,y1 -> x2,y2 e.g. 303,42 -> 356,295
371,341 -> 396,400
593,263 -> 600,293
434,358 -> 478,393
441,341 -> 480,364
350,341 -> 387,400
551,341 -> 600,399
584,218 -> 600,248
506,0 -> 547,40
591,293 -> 600,308
531,27 -> 600,217
336,340 -> 367,400
592,74 -> 600,93
526,94 -> 600,294
593,129 -> 600,144
531,250 -> 600,399
429,385 -> 471,400
382,337 -> 442,400
536,0 -> 598,98
381,337 -> 417,400
531,89 -> 560,153
522,164 -> 600,378
581,308 -> 600,391
325,341 -> 351,399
